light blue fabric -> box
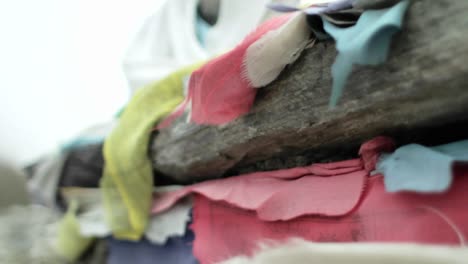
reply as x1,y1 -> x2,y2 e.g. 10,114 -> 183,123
377,140 -> 468,193
322,0 -> 409,107
195,13 -> 211,47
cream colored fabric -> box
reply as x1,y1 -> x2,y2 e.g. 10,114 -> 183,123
244,12 -> 310,88
219,239 -> 468,264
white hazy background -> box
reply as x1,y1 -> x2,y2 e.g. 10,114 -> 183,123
0,0 -> 162,166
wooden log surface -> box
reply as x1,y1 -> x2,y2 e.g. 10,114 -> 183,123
151,0 -> 468,183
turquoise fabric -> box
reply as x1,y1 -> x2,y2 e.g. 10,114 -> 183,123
195,13 -> 211,47
322,0 -> 409,107
377,140 -> 468,193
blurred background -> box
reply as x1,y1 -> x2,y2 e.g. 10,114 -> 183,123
0,0 -> 162,166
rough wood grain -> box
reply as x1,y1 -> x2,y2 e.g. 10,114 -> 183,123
151,0 -> 468,183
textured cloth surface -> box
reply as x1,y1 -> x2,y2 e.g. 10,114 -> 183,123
377,140 -> 468,193
55,187 -> 192,261
244,13 -> 310,88
153,159 -> 366,220
152,137 -> 393,221
100,63 -> 202,240
193,166 -> 468,264
323,0 -> 409,106
159,14 -> 293,127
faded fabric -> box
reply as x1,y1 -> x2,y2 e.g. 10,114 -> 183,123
377,140 -> 468,193
323,0 -> 409,106
100,63 -> 202,240
152,137 -> 394,220
192,166 -> 468,264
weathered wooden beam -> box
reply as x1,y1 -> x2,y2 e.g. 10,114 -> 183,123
151,0 -> 468,183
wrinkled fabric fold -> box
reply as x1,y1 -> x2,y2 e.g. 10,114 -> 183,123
377,139 -> 468,193
100,63 -> 202,240
159,13 -> 312,127
192,169 -> 468,264
323,0 -> 409,106
152,137 -> 392,221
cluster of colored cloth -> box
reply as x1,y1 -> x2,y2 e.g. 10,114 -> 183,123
53,136 -> 468,263
23,0 -> 468,263
101,0 -> 412,247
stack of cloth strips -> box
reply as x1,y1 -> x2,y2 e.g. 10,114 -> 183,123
18,0 -> 468,263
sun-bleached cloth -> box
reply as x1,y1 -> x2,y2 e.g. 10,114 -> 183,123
101,63 -> 202,241
158,13 -> 310,127
218,239 -> 468,264
152,137 -> 394,220
124,0 -> 299,94
192,166 -> 468,264
377,140 -> 468,193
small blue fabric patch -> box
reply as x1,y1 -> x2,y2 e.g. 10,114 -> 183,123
322,0 -> 409,107
107,225 -> 198,264
377,140 -> 468,193
195,13 -> 211,47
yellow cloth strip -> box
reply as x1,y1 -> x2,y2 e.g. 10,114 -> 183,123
56,200 -> 94,261
100,62 -> 203,240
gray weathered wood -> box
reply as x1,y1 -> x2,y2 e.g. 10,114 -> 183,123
151,0 -> 468,183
